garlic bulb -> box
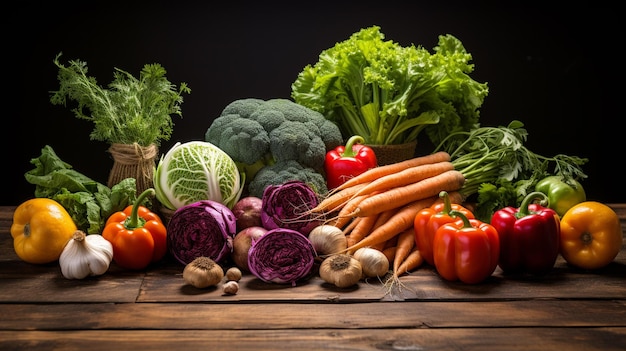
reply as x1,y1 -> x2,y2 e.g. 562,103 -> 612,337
353,247 -> 389,278
319,254 -> 362,288
183,256 -> 224,288
59,230 -> 113,279
308,225 -> 347,255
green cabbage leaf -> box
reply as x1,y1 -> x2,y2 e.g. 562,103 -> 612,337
154,141 -> 244,210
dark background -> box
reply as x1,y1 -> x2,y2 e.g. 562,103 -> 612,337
7,1 -> 623,206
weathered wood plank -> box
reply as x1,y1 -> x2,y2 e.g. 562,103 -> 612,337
0,301 -> 624,331
2,328 -> 625,351
2,255 -> 623,303
1,234 -> 624,303
389,257 -> 626,301
0,254 -> 147,303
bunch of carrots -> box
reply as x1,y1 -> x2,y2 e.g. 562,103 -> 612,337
310,151 -> 466,291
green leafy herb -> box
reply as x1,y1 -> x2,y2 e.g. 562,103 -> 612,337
291,26 -> 489,146
433,120 -> 588,221
50,53 -> 191,146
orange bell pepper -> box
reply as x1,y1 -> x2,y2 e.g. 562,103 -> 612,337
414,191 -> 474,266
102,189 -> 167,270
433,210 -> 500,284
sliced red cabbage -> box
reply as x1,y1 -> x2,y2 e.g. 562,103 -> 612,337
167,200 -> 237,265
247,228 -> 316,286
261,180 -> 322,236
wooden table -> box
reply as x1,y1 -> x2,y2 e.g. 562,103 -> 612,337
1,205 -> 625,350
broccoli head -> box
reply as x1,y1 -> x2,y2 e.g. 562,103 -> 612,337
250,98 -> 343,150
269,120 -> 326,170
248,160 -> 328,198
204,113 -> 270,165
221,98 -> 266,118
205,97 -> 343,196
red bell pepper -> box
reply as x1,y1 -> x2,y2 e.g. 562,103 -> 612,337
490,191 -> 560,275
414,191 -> 475,266
324,135 -> 377,190
433,210 -> 500,284
102,188 -> 167,270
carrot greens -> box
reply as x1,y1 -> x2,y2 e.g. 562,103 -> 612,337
433,120 -> 588,221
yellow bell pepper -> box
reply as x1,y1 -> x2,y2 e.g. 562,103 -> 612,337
10,198 -> 77,264
559,201 -> 623,270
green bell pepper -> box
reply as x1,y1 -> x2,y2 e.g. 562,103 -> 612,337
535,175 -> 586,217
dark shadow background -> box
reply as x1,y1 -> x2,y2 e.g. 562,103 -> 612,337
7,1 -> 624,205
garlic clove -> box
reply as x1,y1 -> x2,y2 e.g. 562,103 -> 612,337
84,235 -> 114,275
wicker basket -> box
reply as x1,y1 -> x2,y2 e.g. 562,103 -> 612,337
367,141 -> 417,166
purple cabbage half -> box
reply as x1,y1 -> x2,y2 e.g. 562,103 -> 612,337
247,228 -> 316,286
167,200 -> 237,265
261,180 -> 322,236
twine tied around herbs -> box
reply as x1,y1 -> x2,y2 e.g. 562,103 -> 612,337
107,143 -> 158,195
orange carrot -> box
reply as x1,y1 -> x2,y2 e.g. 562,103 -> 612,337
368,210 -> 398,251
370,240 -> 388,252
332,151 -> 451,192
383,234 -> 399,250
342,195 -> 440,255
346,170 -> 466,218
384,246 -> 424,296
343,191 -> 463,255
382,246 -> 397,264
311,183 -> 369,214
345,213 -> 379,247
340,216 -> 361,234
348,161 -> 455,201
333,193 -> 371,229
395,247 -> 423,276
392,227 -> 417,277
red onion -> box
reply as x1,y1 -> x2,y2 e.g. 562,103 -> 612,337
167,200 -> 237,265
247,228 -> 316,286
261,180 -> 322,236
231,226 -> 268,272
231,196 -> 263,232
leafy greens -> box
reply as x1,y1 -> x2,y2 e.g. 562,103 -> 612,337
291,26 -> 489,146
24,145 -> 138,234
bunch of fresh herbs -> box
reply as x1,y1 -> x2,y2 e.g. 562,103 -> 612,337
434,120 -> 588,221
50,52 -> 191,147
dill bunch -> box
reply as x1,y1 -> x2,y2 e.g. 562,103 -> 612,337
50,52 -> 191,147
